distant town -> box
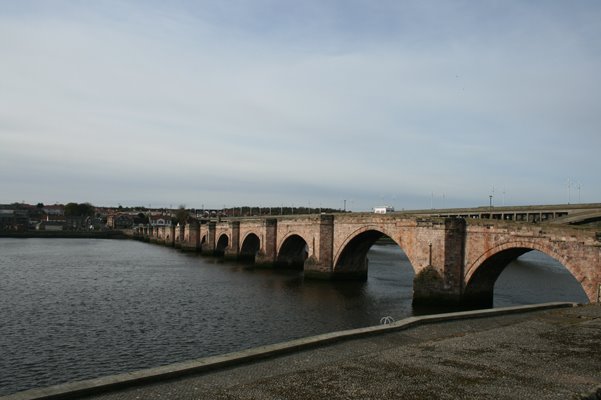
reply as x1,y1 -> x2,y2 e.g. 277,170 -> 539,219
0,202 -> 345,232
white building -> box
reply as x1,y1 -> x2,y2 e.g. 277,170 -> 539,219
373,206 -> 395,214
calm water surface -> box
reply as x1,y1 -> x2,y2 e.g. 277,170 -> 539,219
0,238 -> 588,395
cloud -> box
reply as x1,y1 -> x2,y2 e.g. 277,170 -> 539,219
1,1 -> 600,210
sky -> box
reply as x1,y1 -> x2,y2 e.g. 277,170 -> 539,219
1,1 -> 600,211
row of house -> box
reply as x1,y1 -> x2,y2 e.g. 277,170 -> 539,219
0,203 -> 185,232
0,204 -> 105,231
0,209 -> 30,231
105,213 -> 174,229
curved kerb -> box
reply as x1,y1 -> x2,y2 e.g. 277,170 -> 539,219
1,302 -> 577,400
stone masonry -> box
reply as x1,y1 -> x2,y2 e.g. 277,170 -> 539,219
136,213 -> 601,306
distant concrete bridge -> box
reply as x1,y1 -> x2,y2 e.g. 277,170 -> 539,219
138,205 -> 601,306
402,203 -> 601,224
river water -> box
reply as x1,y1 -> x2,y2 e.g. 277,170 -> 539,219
0,238 -> 588,396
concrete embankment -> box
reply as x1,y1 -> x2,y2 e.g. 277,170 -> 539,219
3,302 -> 601,400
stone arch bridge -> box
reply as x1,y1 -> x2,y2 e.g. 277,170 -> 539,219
138,213 -> 601,306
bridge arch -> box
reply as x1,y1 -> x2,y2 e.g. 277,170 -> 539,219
334,227 -> 417,279
276,234 -> 309,269
464,240 -> 589,306
240,232 -> 261,262
215,234 -> 229,256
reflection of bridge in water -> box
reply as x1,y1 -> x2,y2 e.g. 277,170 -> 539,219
136,203 -> 601,307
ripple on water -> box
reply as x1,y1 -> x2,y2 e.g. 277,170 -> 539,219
0,239 -> 588,396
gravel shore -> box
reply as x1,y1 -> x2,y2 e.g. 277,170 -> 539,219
80,304 -> 601,400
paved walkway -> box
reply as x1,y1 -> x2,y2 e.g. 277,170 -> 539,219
6,304 -> 601,400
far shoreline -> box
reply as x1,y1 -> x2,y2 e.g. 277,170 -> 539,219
0,230 -> 129,239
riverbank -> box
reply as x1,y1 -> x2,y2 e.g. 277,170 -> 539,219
4,302 -> 600,400
0,230 -> 128,239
